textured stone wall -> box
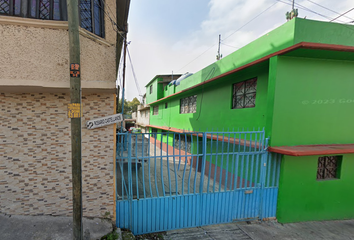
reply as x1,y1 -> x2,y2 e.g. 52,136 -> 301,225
0,93 -> 115,218
0,0 -> 116,90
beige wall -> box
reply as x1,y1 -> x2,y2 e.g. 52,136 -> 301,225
0,0 -> 117,92
0,93 -> 115,218
0,1 -> 118,218
137,109 -> 150,127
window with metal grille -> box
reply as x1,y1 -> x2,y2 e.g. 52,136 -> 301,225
180,95 -> 197,114
317,156 -> 342,180
0,0 -> 66,20
149,85 -> 153,94
79,0 -> 105,37
153,105 -> 158,115
232,78 -> 257,109
0,0 -> 105,38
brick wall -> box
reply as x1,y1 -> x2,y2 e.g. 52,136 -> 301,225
0,92 -> 115,218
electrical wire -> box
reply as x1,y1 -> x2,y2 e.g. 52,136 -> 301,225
305,0 -> 354,21
178,1 -> 279,72
95,0 -> 126,40
330,7 -> 354,22
177,44 -> 216,72
126,46 -> 143,98
221,43 -> 238,49
223,1 -> 279,41
276,0 -> 339,22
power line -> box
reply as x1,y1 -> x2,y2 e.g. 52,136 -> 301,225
330,7 -> 354,22
277,0 -> 338,22
126,46 -> 143,97
223,1 -> 279,41
221,43 -> 238,49
178,1 -> 279,72
306,0 -> 354,21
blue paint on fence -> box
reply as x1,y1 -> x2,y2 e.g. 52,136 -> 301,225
116,130 -> 280,234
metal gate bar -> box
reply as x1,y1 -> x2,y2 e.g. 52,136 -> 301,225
116,130 -> 280,234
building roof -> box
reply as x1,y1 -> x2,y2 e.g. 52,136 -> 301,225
268,144 -> 354,156
144,74 -> 183,87
149,42 -> 354,105
146,18 -> 354,105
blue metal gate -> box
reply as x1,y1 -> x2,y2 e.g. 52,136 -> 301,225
115,130 -> 280,234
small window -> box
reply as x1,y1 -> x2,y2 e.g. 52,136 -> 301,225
317,155 -> 342,180
165,102 -> 168,109
153,105 -> 158,115
150,85 -> 153,94
180,95 -> 197,114
232,78 -> 257,109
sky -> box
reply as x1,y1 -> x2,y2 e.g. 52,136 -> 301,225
118,0 -> 354,101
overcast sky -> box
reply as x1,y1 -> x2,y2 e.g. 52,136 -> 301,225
118,0 -> 354,101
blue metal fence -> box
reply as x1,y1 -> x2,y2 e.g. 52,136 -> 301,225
116,130 -> 280,234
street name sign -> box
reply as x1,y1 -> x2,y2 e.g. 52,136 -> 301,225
86,113 -> 123,130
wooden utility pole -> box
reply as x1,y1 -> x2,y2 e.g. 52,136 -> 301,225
67,0 -> 83,239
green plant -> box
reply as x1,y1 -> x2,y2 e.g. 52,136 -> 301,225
101,231 -> 118,240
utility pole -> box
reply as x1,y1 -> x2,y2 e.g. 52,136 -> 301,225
116,0 -> 131,109
67,0 -> 82,239
216,34 -> 222,60
120,32 -> 128,125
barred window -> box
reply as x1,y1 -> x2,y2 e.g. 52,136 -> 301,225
0,0 -> 66,20
180,95 -> 197,114
79,0 -> 105,37
317,156 -> 342,180
232,78 -> 257,109
0,0 -> 105,37
149,85 -> 153,94
153,105 -> 158,115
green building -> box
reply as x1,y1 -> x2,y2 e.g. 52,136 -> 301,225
144,18 -> 354,223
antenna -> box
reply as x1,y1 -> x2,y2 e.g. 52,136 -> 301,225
286,0 -> 298,21
216,34 -> 222,60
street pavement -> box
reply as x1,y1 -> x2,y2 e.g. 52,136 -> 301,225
1,212 -> 353,239
163,220 -> 354,240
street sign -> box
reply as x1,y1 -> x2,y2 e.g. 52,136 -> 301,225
86,113 -> 123,130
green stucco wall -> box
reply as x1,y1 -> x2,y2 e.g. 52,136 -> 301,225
294,18 -> 354,46
173,19 -> 295,93
277,154 -> 354,223
270,56 -> 354,146
146,77 -> 164,104
149,63 -> 269,131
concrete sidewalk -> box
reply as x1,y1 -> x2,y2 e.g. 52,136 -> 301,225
164,220 -> 354,240
0,213 -> 114,240
1,213 -> 353,240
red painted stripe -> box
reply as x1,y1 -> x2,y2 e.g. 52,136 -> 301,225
268,144 -> 354,156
